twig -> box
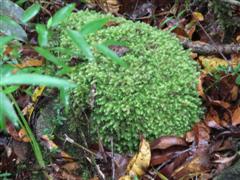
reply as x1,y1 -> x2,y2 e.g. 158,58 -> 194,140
62,135 -> 106,180
180,38 -> 240,55
195,16 -> 228,61
62,134 -> 97,156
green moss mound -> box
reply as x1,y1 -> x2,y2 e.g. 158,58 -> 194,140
59,10 -> 202,152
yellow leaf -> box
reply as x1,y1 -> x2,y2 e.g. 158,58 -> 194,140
118,175 -> 132,180
91,0 -> 120,13
192,12 -> 204,21
199,56 -> 228,73
125,138 -> 151,177
18,128 -> 31,142
32,86 -> 45,102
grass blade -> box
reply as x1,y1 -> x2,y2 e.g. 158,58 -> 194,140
0,73 -> 76,89
21,3 -> 41,23
67,29 -> 94,61
80,17 -> 110,36
0,15 -> 27,41
95,44 -> 128,67
34,47 -> 66,67
35,24 -> 48,47
47,3 -> 75,28
0,92 -> 18,127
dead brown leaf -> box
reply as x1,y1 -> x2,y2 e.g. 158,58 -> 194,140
232,106 -> 240,126
151,136 -> 187,150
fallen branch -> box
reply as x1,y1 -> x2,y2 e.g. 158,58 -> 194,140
180,38 -> 240,55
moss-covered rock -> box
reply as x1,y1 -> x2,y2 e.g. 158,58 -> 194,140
59,10 -> 202,152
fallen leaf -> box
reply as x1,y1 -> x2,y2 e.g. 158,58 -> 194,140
62,162 -> 80,173
192,12 -> 204,21
199,56 -> 228,73
207,97 -> 231,109
15,58 -> 43,68
18,128 -> 30,142
232,106 -> 240,126
193,122 -> 210,146
172,151 -> 210,179
6,121 -> 21,141
151,136 -> 187,150
230,85 -> 239,101
197,73 -> 206,98
124,138 -> 151,177
204,108 -> 222,129
118,175 -> 131,180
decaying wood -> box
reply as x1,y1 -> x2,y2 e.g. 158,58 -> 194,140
180,38 -> 240,55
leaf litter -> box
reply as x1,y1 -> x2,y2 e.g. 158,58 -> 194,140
1,0 -> 240,179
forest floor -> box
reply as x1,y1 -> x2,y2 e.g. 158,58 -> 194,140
0,0 -> 240,179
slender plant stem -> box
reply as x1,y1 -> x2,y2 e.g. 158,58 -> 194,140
8,93 -> 45,168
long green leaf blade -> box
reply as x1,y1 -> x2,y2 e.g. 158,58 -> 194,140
80,17 -> 110,36
35,47 -> 65,67
21,3 -> 41,23
67,29 -> 94,61
35,24 -> 48,47
95,44 -> 128,67
0,15 -> 27,41
0,74 -> 75,88
0,0 -> 24,23
0,92 -> 18,127
47,3 -> 75,28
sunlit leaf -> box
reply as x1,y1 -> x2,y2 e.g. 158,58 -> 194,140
35,24 -> 48,47
0,92 -> 19,127
67,29 -> 94,61
21,3 -> 41,23
0,73 -> 75,89
95,44 -> 128,67
47,3 -> 75,28
80,17 -> 110,36
0,15 -> 27,41
0,0 -> 24,23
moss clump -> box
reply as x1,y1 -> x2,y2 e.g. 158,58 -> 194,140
59,10 -> 202,152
